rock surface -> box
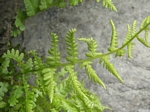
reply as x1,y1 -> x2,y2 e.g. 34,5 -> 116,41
12,0 -> 150,111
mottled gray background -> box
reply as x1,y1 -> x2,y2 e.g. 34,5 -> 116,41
12,0 -> 150,112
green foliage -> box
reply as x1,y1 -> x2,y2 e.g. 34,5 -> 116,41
1,0 -> 150,111
1,14 -> 150,111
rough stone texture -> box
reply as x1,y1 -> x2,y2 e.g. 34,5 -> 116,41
12,0 -> 150,111
0,0 -> 19,56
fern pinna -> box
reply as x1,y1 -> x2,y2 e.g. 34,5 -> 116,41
1,15 -> 150,111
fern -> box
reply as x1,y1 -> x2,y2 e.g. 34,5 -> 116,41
80,61 -> 106,89
0,82 -> 8,108
42,68 -> 56,103
1,5 -> 150,111
2,49 -> 24,63
47,33 -> 61,66
100,55 -> 123,82
8,85 -> 23,106
108,20 -> 118,51
23,78 -> 35,112
78,37 -> 102,57
137,16 -> 150,47
66,29 -> 79,63
102,0 -> 117,12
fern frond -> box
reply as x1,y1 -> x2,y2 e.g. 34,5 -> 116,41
65,29 -> 78,63
108,20 -> 118,51
122,24 -> 134,58
24,0 -> 40,16
69,0 -> 82,6
0,57 -> 10,74
137,16 -> 150,47
23,80 -> 35,112
78,37 -> 102,57
0,82 -> 8,101
80,61 -> 106,89
102,0 -> 117,12
140,16 -> 150,29
8,86 -> 23,106
11,9 -> 27,37
47,33 -> 61,66
131,20 -> 137,36
28,50 -> 44,70
42,68 -> 56,103
54,94 -> 79,112
65,66 -> 97,108
36,96 -> 52,112
2,49 -> 24,63
99,56 -> 123,82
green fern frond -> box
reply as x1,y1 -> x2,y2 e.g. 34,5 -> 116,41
28,50 -> 44,70
0,58 -> 10,74
115,49 -> 126,57
80,61 -> 106,89
54,94 -> 79,112
2,49 -> 24,63
137,16 -> 150,47
140,16 -> 150,29
137,36 -> 150,48
39,0 -> 48,10
42,68 -> 56,103
65,29 -> 78,63
131,20 -> 137,36
55,77 -> 70,97
24,0 -> 40,16
108,20 -> 118,51
23,80 -> 35,112
69,0 -> 82,6
78,37 -> 102,57
47,33 -> 61,66
99,56 -> 123,82
122,24 -> 134,58
11,9 -> 27,37
102,0 -> 117,12
8,86 -> 23,106
0,82 -> 8,101
65,66 -> 97,108
36,96 -> 52,112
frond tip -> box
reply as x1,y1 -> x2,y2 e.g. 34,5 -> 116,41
108,20 -> 118,51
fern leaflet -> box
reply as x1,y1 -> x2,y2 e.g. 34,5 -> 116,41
108,20 -> 118,51
78,37 -> 102,57
99,56 -> 123,82
65,29 -> 78,63
47,33 -> 61,66
102,0 -> 117,12
80,61 -> 106,89
8,85 -> 23,106
137,16 -> 150,47
42,68 -> 56,103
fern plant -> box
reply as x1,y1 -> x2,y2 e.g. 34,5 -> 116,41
1,14 -> 150,111
1,0 -> 150,111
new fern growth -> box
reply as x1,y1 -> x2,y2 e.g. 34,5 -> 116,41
1,15 -> 150,111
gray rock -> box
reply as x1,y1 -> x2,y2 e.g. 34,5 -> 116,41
12,0 -> 150,111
